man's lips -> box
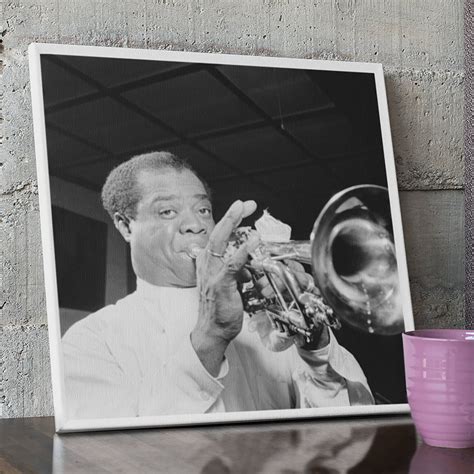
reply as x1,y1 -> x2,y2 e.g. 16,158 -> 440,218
177,239 -> 208,259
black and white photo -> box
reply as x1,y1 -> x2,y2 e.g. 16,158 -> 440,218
29,44 -> 414,432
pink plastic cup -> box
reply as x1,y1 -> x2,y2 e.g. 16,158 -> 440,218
402,329 -> 474,449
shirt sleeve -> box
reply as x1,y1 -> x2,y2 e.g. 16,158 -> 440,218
291,329 -> 374,408
142,334 -> 228,416
63,319 -> 229,419
62,319 -> 139,419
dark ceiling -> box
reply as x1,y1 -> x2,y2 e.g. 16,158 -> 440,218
41,53 -> 387,239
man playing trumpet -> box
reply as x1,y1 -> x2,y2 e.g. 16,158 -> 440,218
62,151 -> 373,419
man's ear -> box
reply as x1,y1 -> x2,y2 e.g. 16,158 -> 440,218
113,212 -> 132,242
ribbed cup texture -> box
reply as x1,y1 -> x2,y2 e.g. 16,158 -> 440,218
403,330 -> 474,448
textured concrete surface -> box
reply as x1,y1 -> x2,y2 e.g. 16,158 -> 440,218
387,69 -> 464,190
0,0 -> 465,417
400,190 -> 465,328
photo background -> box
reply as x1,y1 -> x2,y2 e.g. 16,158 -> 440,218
41,54 -> 406,404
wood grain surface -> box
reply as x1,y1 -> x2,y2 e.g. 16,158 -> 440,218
1,416 -> 473,473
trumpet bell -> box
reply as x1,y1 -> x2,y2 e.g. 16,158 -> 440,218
311,185 -> 403,335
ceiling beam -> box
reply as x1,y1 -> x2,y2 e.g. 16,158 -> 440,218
205,66 -> 342,186
45,56 -> 285,202
51,103 -> 336,172
44,60 -> 204,114
46,121 -> 113,159
208,148 -> 377,183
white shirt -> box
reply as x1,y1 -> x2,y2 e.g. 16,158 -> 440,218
62,279 -> 374,419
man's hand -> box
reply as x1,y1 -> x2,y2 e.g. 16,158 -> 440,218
191,200 -> 259,376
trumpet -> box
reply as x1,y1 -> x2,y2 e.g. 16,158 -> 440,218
239,240 -> 339,343
191,185 -> 404,342
237,185 -> 403,341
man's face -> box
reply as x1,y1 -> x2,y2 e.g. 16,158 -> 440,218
127,167 -> 215,287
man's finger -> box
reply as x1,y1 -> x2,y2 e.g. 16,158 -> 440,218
284,259 -> 313,290
241,200 -> 257,219
257,278 -> 275,299
208,200 -> 257,254
285,259 -> 305,274
255,274 -> 284,298
220,232 -> 260,281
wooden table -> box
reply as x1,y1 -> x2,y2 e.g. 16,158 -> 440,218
1,415 -> 473,473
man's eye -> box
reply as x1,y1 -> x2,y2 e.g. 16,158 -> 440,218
198,207 -> 212,216
159,209 -> 177,218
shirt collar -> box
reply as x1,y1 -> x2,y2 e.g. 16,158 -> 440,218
136,278 -> 198,301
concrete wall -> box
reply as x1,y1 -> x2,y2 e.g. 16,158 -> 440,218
0,1 -> 464,417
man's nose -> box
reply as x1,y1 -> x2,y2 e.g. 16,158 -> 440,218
179,212 -> 207,234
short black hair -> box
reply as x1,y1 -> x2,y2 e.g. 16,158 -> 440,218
101,151 -> 210,220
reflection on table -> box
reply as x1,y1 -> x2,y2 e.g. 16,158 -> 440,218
53,417 -> 416,473
1,416 -> 473,473
410,442 -> 474,474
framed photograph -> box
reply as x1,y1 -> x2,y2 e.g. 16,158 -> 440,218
29,43 -> 414,432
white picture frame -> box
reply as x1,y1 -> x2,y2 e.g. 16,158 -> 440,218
29,43 -> 414,432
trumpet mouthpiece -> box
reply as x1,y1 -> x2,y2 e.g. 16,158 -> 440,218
186,244 -> 204,259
